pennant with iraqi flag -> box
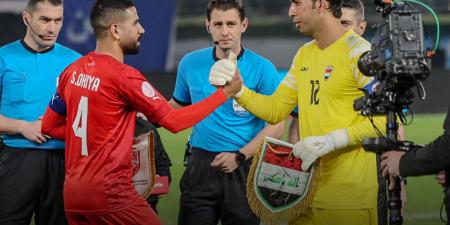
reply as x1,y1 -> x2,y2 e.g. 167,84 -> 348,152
247,137 -> 320,225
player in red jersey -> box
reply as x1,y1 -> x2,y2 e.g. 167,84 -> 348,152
40,0 -> 241,224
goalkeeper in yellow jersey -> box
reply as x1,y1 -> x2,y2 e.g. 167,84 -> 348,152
209,0 -> 386,224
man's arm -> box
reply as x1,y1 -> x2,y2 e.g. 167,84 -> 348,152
400,132 -> 450,177
168,99 -> 183,109
211,121 -> 285,173
41,107 -> 66,140
0,57 -> 47,143
381,109 -> 450,190
240,122 -> 285,158
0,115 -> 47,144
235,79 -> 297,125
288,116 -> 299,144
126,72 -> 242,134
381,131 -> 450,179
41,92 -> 67,140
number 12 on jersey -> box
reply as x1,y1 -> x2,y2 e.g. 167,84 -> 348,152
72,96 -> 89,156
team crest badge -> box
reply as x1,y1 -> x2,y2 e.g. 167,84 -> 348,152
324,65 -> 333,80
247,137 -> 320,225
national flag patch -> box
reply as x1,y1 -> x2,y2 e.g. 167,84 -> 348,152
324,65 -> 333,80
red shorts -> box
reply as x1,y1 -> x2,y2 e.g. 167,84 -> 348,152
66,198 -> 161,225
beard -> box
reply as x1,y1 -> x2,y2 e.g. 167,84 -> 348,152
123,41 -> 140,55
122,36 -> 142,55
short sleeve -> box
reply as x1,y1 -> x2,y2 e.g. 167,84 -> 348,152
172,57 -> 191,105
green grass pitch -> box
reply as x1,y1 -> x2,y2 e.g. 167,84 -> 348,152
25,113 -> 448,225
156,113 -> 448,225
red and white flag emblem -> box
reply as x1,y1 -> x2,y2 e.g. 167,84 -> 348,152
324,65 -> 333,80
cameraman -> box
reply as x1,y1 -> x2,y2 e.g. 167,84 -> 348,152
381,106 -> 450,222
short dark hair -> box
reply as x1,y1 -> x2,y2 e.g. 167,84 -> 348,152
25,0 -> 62,12
206,0 -> 245,22
312,0 -> 342,18
342,0 -> 365,22
90,0 -> 135,38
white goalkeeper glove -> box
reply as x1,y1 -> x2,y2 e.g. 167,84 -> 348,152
293,129 -> 349,171
209,52 -> 237,86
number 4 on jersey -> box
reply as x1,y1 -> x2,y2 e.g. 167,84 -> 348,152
73,96 -> 88,156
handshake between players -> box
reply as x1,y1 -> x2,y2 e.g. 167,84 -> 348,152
209,53 -> 350,171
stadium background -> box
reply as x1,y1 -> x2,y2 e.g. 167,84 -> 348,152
0,0 -> 449,224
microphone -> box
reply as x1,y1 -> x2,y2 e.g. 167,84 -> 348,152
25,18 -> 46,40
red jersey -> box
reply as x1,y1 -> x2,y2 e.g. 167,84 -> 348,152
43,52 -> 228,213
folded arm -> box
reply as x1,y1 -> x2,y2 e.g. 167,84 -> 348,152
41,92 -> 67,140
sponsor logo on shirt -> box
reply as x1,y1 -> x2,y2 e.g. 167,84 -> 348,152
324,65 -> 333,80
232,99 -> 249,117
300,67 -> 309,72
142,81 -> 160,100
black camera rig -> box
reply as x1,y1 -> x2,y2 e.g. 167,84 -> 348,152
353,0 -> 436,224
355,0 -> 431,119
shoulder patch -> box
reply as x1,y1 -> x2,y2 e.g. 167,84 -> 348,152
142,81 -> 156,98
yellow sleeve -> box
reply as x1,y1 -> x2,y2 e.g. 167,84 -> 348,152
236,80 -> 297,125
348,37 -> 373,88
345,35 -> 386,145
347,115 -> 386,146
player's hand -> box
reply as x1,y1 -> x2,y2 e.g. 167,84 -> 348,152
19,120 -> 47,144
435,170 -> 446,187
293,129 -> 349,171
222,70 -> 243,98
293,135 -> 334,171
209,52 -> 237,86
211,152 -> 239,173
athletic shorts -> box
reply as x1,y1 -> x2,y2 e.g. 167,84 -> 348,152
66,197 -> 162,225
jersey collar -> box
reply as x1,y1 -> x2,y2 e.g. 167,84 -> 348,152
212,46 -> 244,62
20,39 -> 55,54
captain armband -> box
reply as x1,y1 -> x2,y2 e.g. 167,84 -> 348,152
49,92 -> 67,116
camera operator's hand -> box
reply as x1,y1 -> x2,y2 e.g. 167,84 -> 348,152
381,151 -> 405,177
436,170 -> 446,187
381,151 -> 406,190
293,129 -> 349,171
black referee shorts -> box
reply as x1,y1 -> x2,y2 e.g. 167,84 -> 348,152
0,145 -> 67,225
178,147 -> 259,225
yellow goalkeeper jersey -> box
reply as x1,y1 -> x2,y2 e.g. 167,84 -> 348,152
237,30 -> 385,209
